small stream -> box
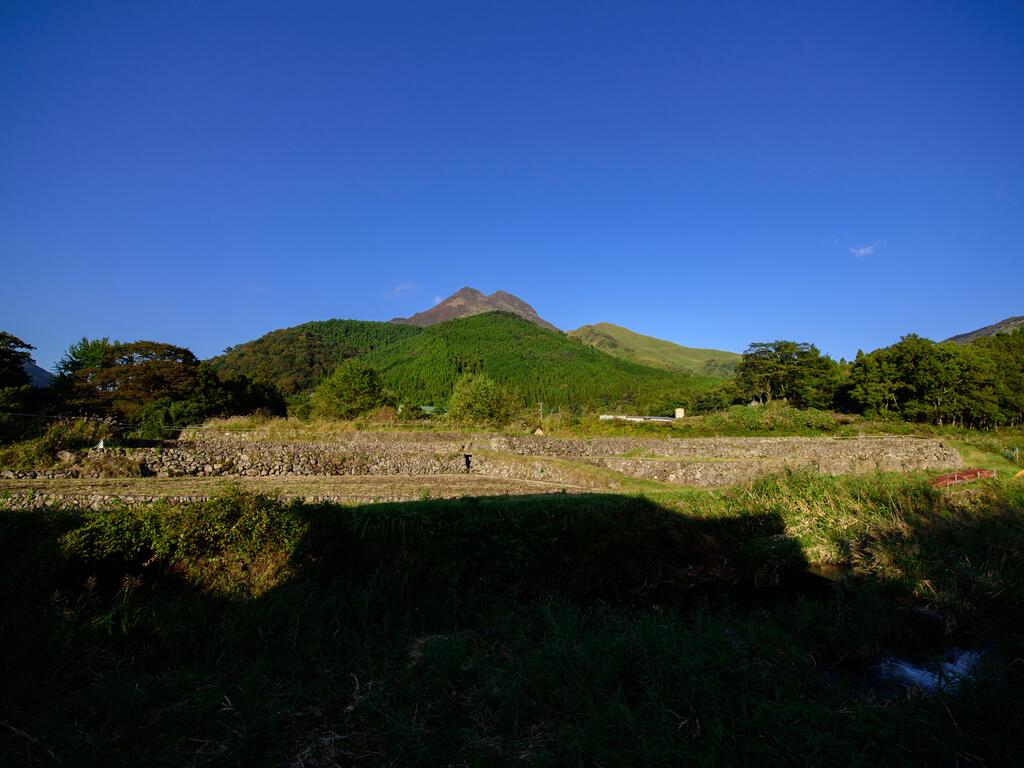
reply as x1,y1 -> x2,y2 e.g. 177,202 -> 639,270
780,566 -> 986,697
874,648 -> 983,693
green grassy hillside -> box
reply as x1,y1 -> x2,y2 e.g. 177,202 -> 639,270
210,320 -> 422,395
568,322 -> 740,377
365,312 -> 711,412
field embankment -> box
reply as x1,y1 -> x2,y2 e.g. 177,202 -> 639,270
1,431 -> 963,510
0,474 -> 587,510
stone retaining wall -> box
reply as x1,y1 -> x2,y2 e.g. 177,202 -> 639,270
472,445 -> 959,489
474,435 -> 961,466
1,493 -> 214,511
4,442 -> 467,480
171,430 -> 959,461
1,433 -> 962,487
174,431 -> 961,464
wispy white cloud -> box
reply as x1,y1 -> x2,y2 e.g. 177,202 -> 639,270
383,282 -> 419,299
849,238 -> 886,258
433,296 -> 442,305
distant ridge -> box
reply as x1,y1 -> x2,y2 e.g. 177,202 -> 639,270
390,287 -> 559,332
568,322 -> 739,378
944,316 -> 1024,344
22,360 -> 53,388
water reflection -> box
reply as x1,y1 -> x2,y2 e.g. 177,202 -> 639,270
874,648 -> 982,693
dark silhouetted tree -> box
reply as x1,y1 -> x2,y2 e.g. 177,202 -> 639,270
0,332 -> 34,389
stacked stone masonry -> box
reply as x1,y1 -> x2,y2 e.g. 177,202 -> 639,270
2,432 -> 962,490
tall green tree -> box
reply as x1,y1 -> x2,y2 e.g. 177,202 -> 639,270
0,332 -> 40,441
309,359 -> 386,419
972,327 -> 1024,426
735,341 -> 839,409
448,373 -> 520,426
70,341 -> 201,420
55,337 -> 117,377
848,349 -> 900,416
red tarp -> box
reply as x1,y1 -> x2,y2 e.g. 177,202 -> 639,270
929,468 -> 996,488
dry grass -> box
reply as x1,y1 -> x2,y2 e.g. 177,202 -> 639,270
196,415 -> 504,441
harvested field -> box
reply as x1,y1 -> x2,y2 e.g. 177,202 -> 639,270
0,473 -> 591,509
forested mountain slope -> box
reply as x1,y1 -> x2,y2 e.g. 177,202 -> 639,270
210,320 -> 421,395
209,313 -> 707,413
365,312 -> 710,412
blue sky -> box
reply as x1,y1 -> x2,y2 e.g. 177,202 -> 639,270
2,1 -> 1022,370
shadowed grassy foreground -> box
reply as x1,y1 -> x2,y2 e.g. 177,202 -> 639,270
1,472 -> 1023,766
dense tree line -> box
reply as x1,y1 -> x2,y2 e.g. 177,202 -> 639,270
7,317 -> 1021,437
719,328 -> 1024,428
1,333 -> 286,442
848,332 -> 1023,427
3,314 -> 709,442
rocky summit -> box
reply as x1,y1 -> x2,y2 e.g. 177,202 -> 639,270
944,315 -> 1024,344
390,287 -> 560,331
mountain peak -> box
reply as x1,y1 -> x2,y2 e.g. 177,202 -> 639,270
944,315 -> 1024,344
391,287 -> 559,331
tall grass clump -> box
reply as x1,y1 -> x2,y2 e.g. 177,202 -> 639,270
720,470 -> 1024,636
0,417 -> 111,470
61,487 -> 307,597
